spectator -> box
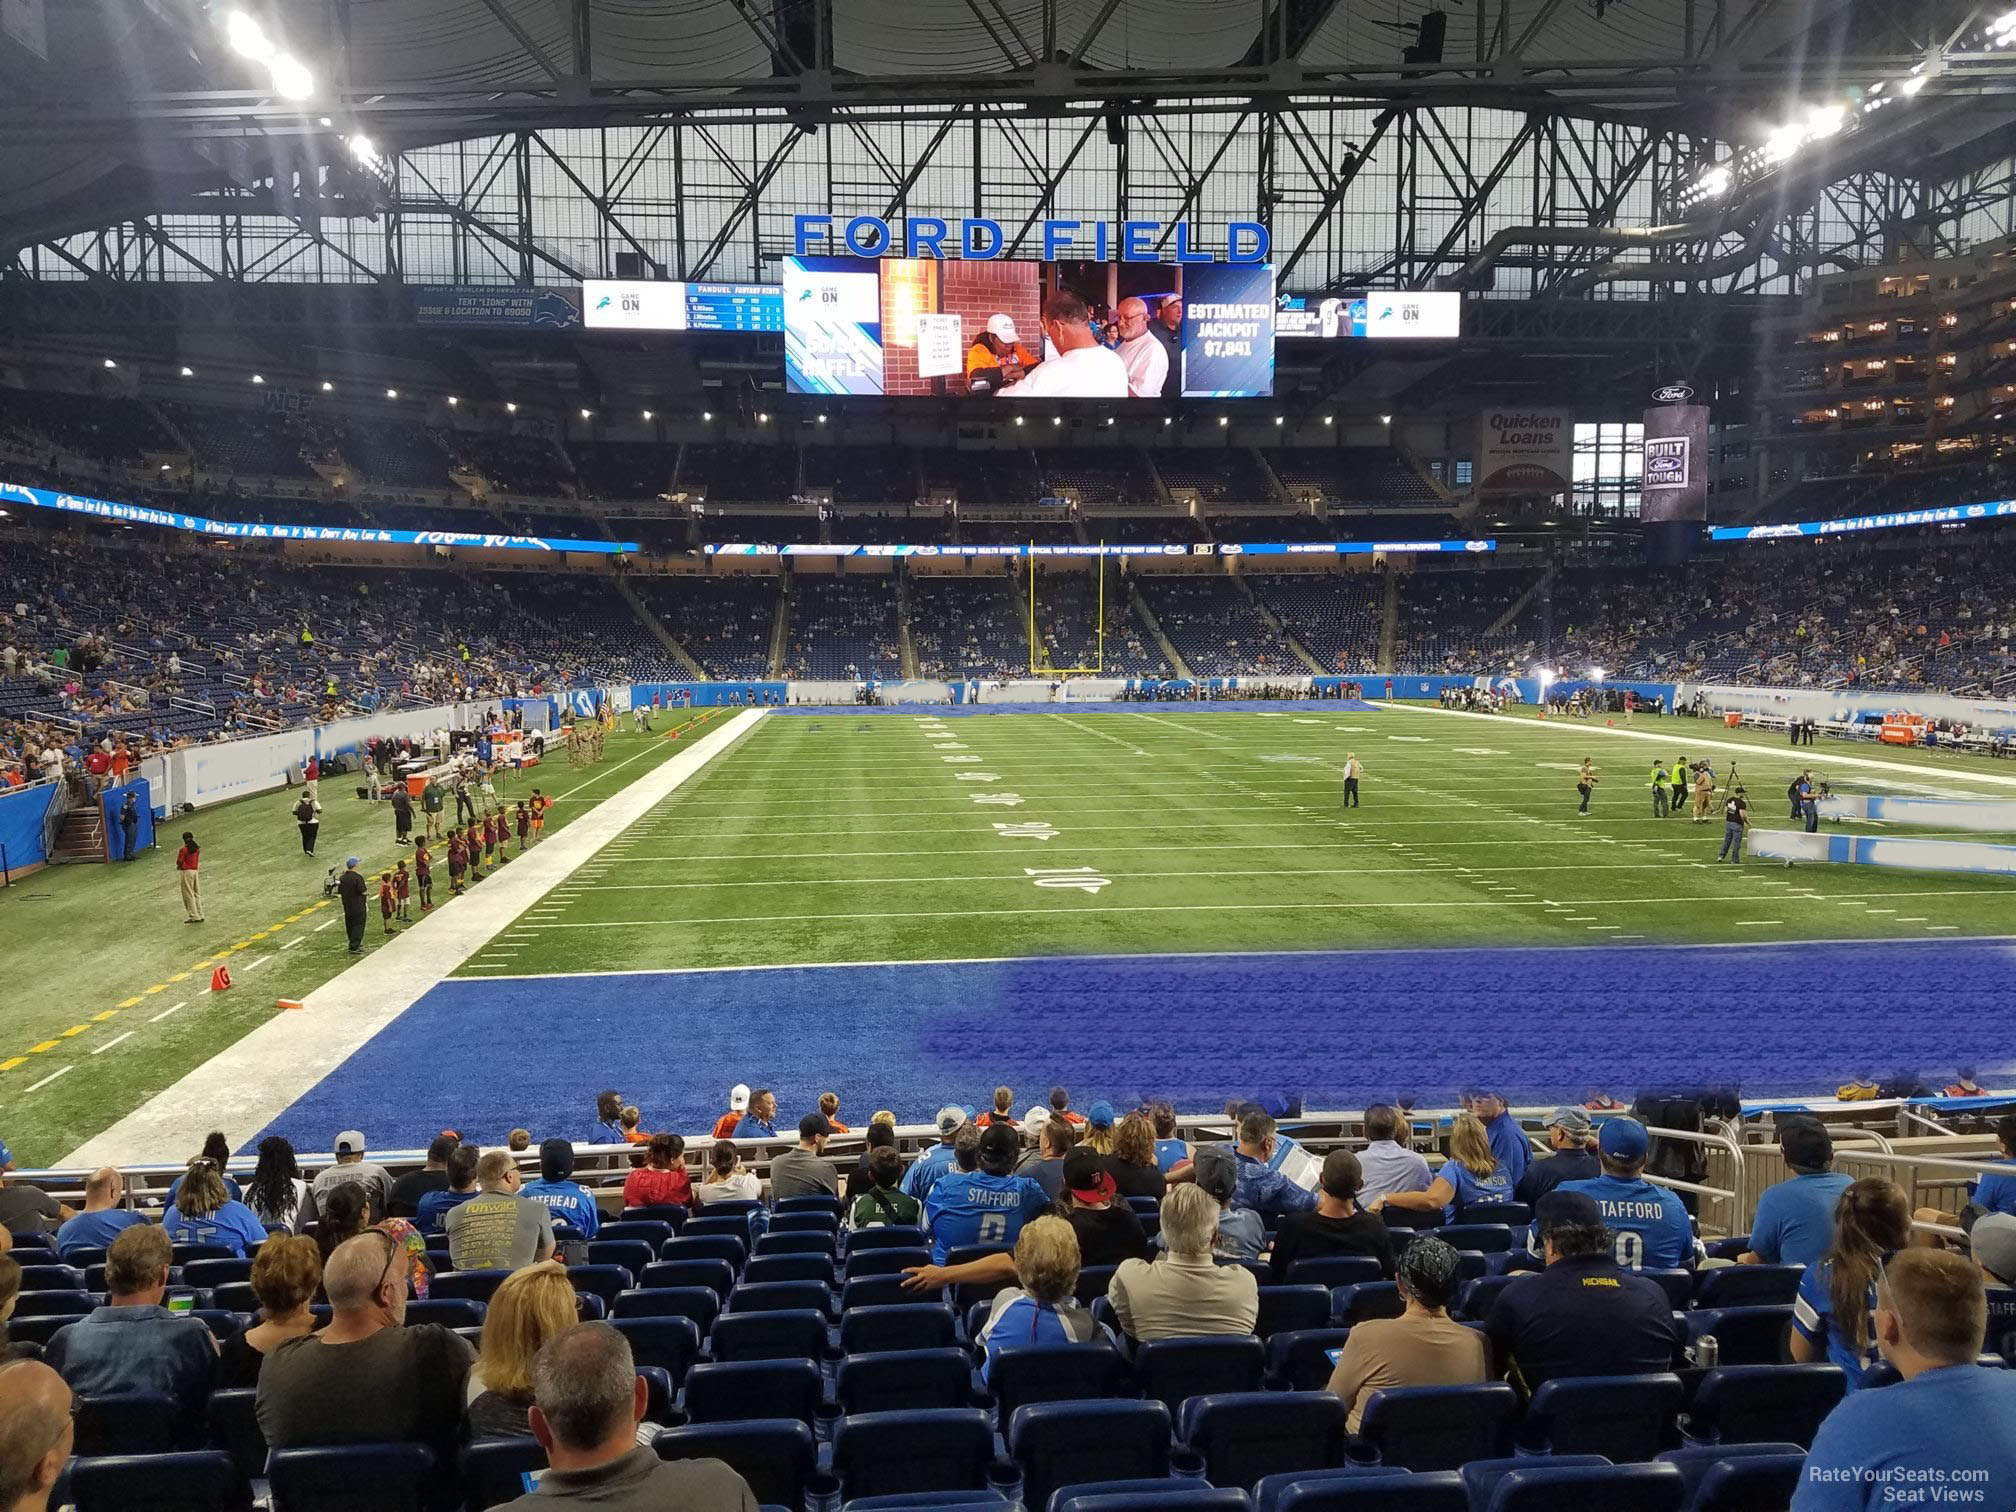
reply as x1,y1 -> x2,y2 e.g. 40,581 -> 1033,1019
817,1092 -> 849,1134
466,1263 -> 580,1439
1969,1212 -> 2016,1345
1050,1086 -> 1087,1127
976,1216 -> 1109,1381
1228,1110 -> 1318,1222
244,1136 -> 317,1235
162,1161 -> 267,1258
622,1133 -> 692,1211
768,1115 -> 838,1202
925,1123 -> 1048,1265
52,1168 -> 146,1258
1484,1192 -> 1685,1397
693,1142 -> 761,1207
1792,1177 -> 1913,1388
494,1323 -> 756,1510
0,1256 -> 28,1361
1468,1091 -> 1532,1189
847,1122 -> 901,1197
508,1130 -> 532,1154
45,1226 -> 215,1410
976,1087 -> 1018,1128
1190,1145 -> 1266,1262
710,1085 -> 749,1141
1326,1236 -> 1488,1431
520,1139 -> 601,1239
215,1235 -> 321,1388
1371,1111 -> 1510,1224
256,1230 -> 476,1455
1270,1150 -> 1397,1282
415,1144 -> 483,1233
1109,1184 -> 1259,1342
1017,1113 -> 1073,1202
1057,1147 -> 1151,1267
0,1164 -> 68,1240
1744,1120 -> 1854,1266
309,1129 -> 394,1218
732,1089 -> 778,1141
165,1133 -> 242,1207
387,1133 -> 459,1218
0,1360 -> 72,1512
1104,1114 -> 1168,1201
850,1147 -> 922,1229
900,1107 -> 969,1200
1149,1101 -> 1188,1172
1514,1108 -> 1600,1206
313,1183 -> 374,1268
1795,1250 -> 2016,1511
1914,1113 -> 2016,1236
447,1152 -> 557,1272
1357,1104 -> 1433,1203
1557,1118 -> 1698,1269
618,1106 -> 646,1145
1081,1101 -> 1118,1157
591,1091 -> 625,1144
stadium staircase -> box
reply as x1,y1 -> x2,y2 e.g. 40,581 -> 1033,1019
48,797 -> 105,865
1378,571 -> 1400,673
613,578 -> 705,680
895,573 -> 919,678
1483,567 -> 1556,638
1391,438 -> 1455,504
1127,580 -> 1194,680
1234,573 -> 1324,674
1252,449 -> 1294,508
767,579 -> 792,677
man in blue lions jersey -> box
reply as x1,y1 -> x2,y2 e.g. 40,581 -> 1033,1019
1558,1118 -> 1698,1271
518,1139 -> 601,1240
924,1123 -> 1049,1265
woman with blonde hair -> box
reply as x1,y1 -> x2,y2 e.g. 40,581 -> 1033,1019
975,1215 -> 1108,1380
1106,1113 -> 1167,1201
216,1235 -> 321,1387
466,1263 -> 582,1438
1079,1102 -> 1118,1158
162,1160 -> 268,1257
1791,1177 -> 1912,1388
1368,1112 -> 1511,1224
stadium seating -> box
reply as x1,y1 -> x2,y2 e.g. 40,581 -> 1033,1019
1134,575 -> 1298,678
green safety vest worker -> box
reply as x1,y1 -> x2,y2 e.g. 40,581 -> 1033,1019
459,643 -> 470,663
325,676 -> 338,697
300,626 -> 313,646
1651,762 -> 1664,788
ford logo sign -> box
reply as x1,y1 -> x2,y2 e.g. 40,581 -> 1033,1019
1651,383 -> 1694,404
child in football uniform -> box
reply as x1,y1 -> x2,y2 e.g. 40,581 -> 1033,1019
446,833 -> 467,895
393,859 -> 412,921
481,811 -> 497,869
466,824 -> 485,882
529,789 -> 548,843
414,840 -> 434,910
378,870 -> 398,934
515,800 -> 530,853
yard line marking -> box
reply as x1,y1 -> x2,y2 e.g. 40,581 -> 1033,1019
1734,920 -> 1783,926
91,1032 -> 134,1056
1926,925 -> 1961,931
1897,916 -> 1929,922
243,956 -> 273,973
151,1002 -> 187,1022
26,1066 -> 73,1094
315,919 -> 338,931
1587,925 -> 1622,931
282,937 -> 306,949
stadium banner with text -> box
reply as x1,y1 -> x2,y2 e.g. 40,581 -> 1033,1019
582,279 -> 782,332
1181,263 -> 1276,398
704,539 -> 1495,557
0,480 -> 639,554
1476,409 -> 1572,496
792,215 -> 1267,263
1639,403 -> 1710,522
1710,499 -> 2016,541
1276,290 -> 1462,340
410,284 -> 582,330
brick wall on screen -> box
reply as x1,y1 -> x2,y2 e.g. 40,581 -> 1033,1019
885,263 -> 1041,398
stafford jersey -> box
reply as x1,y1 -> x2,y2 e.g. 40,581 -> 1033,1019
1557,1173 -> 1699,1270
923,1170 -> 1049,1264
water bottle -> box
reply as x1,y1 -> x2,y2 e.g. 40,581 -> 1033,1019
1694,1333 -> 1720,1368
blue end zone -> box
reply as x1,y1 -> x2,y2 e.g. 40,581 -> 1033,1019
257,938 -> 2016,1147
773,699 -> 1386,716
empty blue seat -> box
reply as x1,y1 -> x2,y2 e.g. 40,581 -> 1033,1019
1264,1328 -> 1354,1392
1179,1390 -> 1350,1489
1456,1275 -> 1520,1321
840,1497 -> 1008,1511
1253,1468 -> 1467,1512
1483,1461 -> 1686,1512
1134,1335 -> 1267,1413
756,1232 -> 839,1259
843,1274 -> 926,1310
776,1194 -> 844,1217
639,1259 -> 736,1298
1686,1364 -> 1846,1448
1331,1283 -> 1403,1325
987,1343 -> 1133,1421
701,1199 -> 765,1218
834,1407 -> 996,1500
1655,1442 -> 1809,1501
1642,1269 -> 1695,1311
618,1205 -> 689,1229
659,1235 -> 747,1271
73,1393 -> 183,1456
1521,1373 -> 1683,1461
566,1265 -> 632,1308
844,1248 -> 932,1281
1051,1481 -> 1250,1512
1355,1382 -> 1519,1471
602,1218 -> 679,1245
683,1357 -> 825,1425
1430,1224 -> 1512,1254
182,1258 -> 254,1290
1687,1450 -> 1808,1512
430,1269 -> 512,1303
655,1419 -> 818,1511
1284,1257 -> 1384,1289
10,1233 -> 53,1252
16,1264 -> 85,1291
204,1389 -> 265,1480
612,1286 -> 719,1331
744,1253 -> 839,1287
585,1240 -> 655,1279
1257,1286 -> 1333,1339
65,1450 -> 253,1512
1694,1266 -> 1804,1310
206,1282 -> 258,1316
838,1346 -> 976,1414
845,1226 -> 928,1252
841,1303 -> 959,1356
1686,1308 -> 1793,1367
1074,1265 -> 1120,1303
460,1439 -> 546,1511
1458,1454 -> 1610,1511
726,1280 -> 835,1318
770,1211 -> 841,1235
1460,1202 -> 1532,1228
683,1214 -> 757,1244
708,1309 -> 829,1363
169,1244 -> 235,1265
403,1298 -> 486,1331
7,1315 -> 79,1347
13,1291 -> 95,1317
611,1316 -> 702,1383
1009,1399 -> 1171,1512
267,1443 -> 438,1512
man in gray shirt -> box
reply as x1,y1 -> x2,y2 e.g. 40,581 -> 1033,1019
445,1151 -> 556,1271
309,1130 -> 395,1218
768,1114 -> 838,1201
1356,1104 -> 1434,1204
1016,1113 -> 1075,1202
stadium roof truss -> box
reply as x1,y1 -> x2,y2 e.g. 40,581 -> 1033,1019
1,0 -> 2015,305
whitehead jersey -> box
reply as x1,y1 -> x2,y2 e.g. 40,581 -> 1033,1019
1557,1173 -> 1699,1270
923,1170 -> 1049,1264
518,1180 -> 601,1239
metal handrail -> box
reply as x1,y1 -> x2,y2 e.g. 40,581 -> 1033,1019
1900,1107 -> 1961,1138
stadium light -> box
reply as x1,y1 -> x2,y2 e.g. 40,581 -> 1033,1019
1324,415 -> 1334,425
446,396 -> 458,407
1014,416 -> 1025,426
1899,72 -> 1928,96
1696,166 -> 1732,198
1590,666 -> 1607,682
251,374 -> 264,384
757,412 -> 769,423
1218,416 -> 1229,427
817,413 -> 827,424
1806,103 -> 1847,139
320,380 -> 333,392
1381,414 -> 1392,425
641,409 -> 653,421
270,55 -> 313,100
385,388 -> 398,399
580,408 -> 592,419
1163,417 -> 1172,426
102,358 -> 116,369
1105,416 -> 1113,426
1274,415 -> 1284,425
505,402 -> 518,413
1052,415 -> 1062,426
226,10 -> 273,61
1762,123 -> 1806,163
179,366 -> 194,378
701,410 -> 712,420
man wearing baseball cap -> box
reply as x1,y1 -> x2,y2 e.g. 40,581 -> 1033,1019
1971,1212 -> 2016,1347
923,1123 -> 1048,1266
309,1129 -> 393,1218
964,314 -> 1035,394
1189,1144 -> 1266,1263
1515,1108 -> 1601,1206
1742,1119 -> 1852,1267
1558,1117 -> 1700,1271
519,1139 -> 601,1239
1057,1146 -> 1151,1267
710,1086 -> 749,1141
1484,1190 -> 1687,1397
901,1106 -> 971,1202
769,1115 -> 838,1202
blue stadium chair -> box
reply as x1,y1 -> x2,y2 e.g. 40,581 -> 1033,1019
191,1309 -> 244,1343
1520,1372 -> 1684,1461
725,1280 -> 835,1318
1133,1336 -> 1266,1414
1460,1202 -> 1532,1228
1330,1283 -> 1403,1325
1685,1451 -> 1808,1512
460,1439 -> 546,1511
1429,1224 -> 1513,1254
841,1303 -> 959,1356
566,1264 -> 632,1309
73,1393 -> 183,1456
1051,1485 -> 1248,1512
1458,1455 -> 1611,1512
611,1316 -> 702,1383
1642,1269 -> 1695,1311
1284,1257 -> 1385,1289
1257,1286 -> 1333,1339
844,1248 -> 932,1281
585,1240 -> 655,1279
1456,1275 -> 1520,1321
839,1497 -> 1008,1511
769,1211 -> 841,1235
204,1389 -> 265,1480
64,1450 -> 254,1512
10,1233 -> 53,1252
1685,1307 -> 1793,1367
430,1269 -> 512,1304
1179,1390 -> 1351,1489
1655,1442 -> 1809,1502
1009,1399 -> 1171,1511
987,1343 -> 1133,1422
776,1195 -> 844,1217
1684,1364 -> 1846,1448
833,1407 -> 997,1500
573,1293 -> 608,1323
838,1346 -> 977,1414
1693,1265 -> 1805,1310
1264,1328 -> 1354,1392
1860,1362 -> 1902,1389
845,1226 -> 928,1252
1126,1195 -> 1161,1217
13,1291 -> 96,1317
655,1420 -> 819,1511
1224,1261 -> 1272,1289
617,1205 -> 688,1229
638,1365 -> 676,1425
1354,1383 -> 1519,1471
169,1244 -> 236,1265
746,1254 -> 839,1288
612,1286 -> 719,1332
1482,1461 -> 1686,1512
182,1258 -> 254,1291
17,1263 -> 85,1291
708,1309 -> 830,1363
61,1246 -> 110,1268
946,1244 -> 1014,1268
683,1357 -> 825,1425
756,1231 -> 840,1259
601,1218 -> 678,1246
1252,1468 -> 1468,1512
658,1235 -> 746,1272
700,1199 -> 764,1218
682,1215 -> 757,1245
844,1274 -> 927,1310
402,1298 -> 486,1331
1074,1264 -> 1120,1303
266,1443 -> 438,1512
639,1258 -> 736,1299
6,1315 -> 78,1347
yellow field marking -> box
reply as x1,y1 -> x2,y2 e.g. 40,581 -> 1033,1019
0,1059 -> 23,1072
250,931 -> 271,941
168,972 -> 190,983
232,940 -> 252,950
144,985 -> 166,995
116,996 -> 142,1008
59,1025 -> 88,1039
92,1011 -> 119,1022
28,1041 -> 57,1054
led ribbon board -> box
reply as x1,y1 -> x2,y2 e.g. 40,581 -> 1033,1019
1710,500 -> 2016,541
704,540 -> 1497,557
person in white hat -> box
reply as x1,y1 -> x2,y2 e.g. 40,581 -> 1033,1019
965,313 -> 1035,393
710,1085 -> 750,1141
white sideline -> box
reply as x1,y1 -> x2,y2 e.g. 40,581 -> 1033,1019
62,709 -> 768,1167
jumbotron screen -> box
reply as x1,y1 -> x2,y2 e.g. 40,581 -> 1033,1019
783,257 -> 1276,400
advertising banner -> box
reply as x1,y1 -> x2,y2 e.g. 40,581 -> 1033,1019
411,285 -> 582,330
1640,403 -> 1710,522
1476,409 -> 1572,495
1180,263 -> 1276,398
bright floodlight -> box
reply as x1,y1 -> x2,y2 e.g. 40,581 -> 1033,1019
505,402 -> 518,413
446,396 -> 458,406
179,365 -> 194,377
1590,666 -> 1606,681
1697,165 -> 1732,197
642,409 -> 653,420
580,408 -> 592,419
1762,123 -> 1805,163
1900,73 -> 1928,96
226,10 -> 273,61
348,134 -> 376,161
1806,103 -> 1846,138
102,358 -> 116,369
270,55 -> 313,100
320,380 -> 333,392
385,388 -> 398,399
